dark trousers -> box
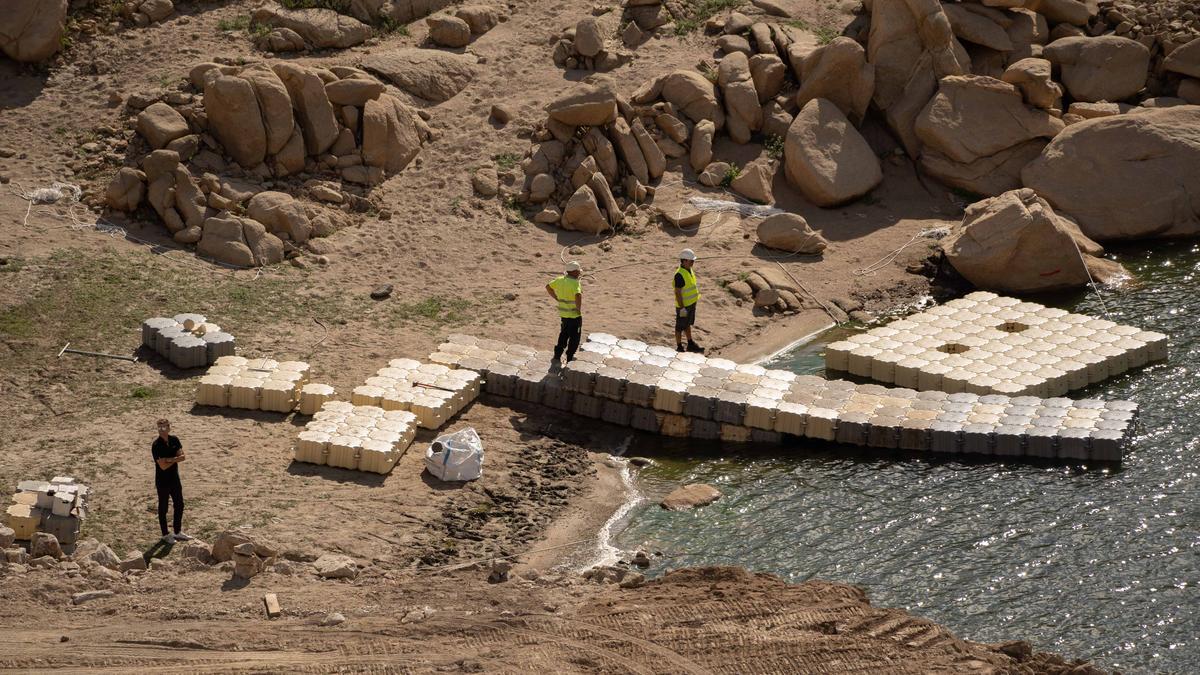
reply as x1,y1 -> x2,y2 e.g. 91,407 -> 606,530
554,316 -> 582,361
156,477 -> 184,536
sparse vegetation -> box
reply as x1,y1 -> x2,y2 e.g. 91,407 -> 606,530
493,152 -> 520,170
279,0 -> 351,10
390,296 -> 475,326
130,386 -> 158,400
765,134 -> 785,160
217,15 -> 252,32
814,27 -> 839,44
722,162 -> 742,186
376,16 -> 409,35
674,0 -> 744,34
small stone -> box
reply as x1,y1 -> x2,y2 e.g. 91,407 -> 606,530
632,551 -> 651,567
618,571 -> 645,588
490,104 -> 513,124
660,483 -> 722,510
370,284 -> 394,300
72,590 -> 114,605
320,612 -> 346,626
314,553 -> 358,579
488,560 -> 512,583
503,292 -> 517,301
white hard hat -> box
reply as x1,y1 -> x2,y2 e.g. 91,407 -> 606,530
679,249 -> 697,261
565,261 -> 582,272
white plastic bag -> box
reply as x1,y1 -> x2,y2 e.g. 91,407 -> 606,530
424,427 -> 484,481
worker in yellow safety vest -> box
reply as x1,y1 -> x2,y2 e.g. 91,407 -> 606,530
674,249 -> 704,353
546,260 -> 583,368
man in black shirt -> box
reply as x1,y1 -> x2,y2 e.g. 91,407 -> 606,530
151,418 -> 191,544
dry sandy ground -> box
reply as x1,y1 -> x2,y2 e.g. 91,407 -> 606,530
0,0 -> 1096,672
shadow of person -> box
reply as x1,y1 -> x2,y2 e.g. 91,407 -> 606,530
143,539 -> 173,561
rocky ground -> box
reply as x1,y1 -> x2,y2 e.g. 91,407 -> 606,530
6,0 -> 1193,669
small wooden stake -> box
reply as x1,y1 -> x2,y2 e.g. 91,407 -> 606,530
263,593 -> 281,619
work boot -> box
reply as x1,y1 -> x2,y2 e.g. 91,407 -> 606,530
687,341 -> 704,354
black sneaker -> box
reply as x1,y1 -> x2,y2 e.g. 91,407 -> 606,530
687,341 -> 705,354
677,344 -> 686,352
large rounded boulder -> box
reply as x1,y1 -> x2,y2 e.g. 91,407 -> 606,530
1021,106 -> 1200,240
0,0 -> 67,62
784,98 -> 882,207
942,188 -> 1126,293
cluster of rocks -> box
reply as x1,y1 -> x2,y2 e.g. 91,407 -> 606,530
251,0 -> 502,52
252,4 -> 375,52
551,15 -> 630,72
516,1 -> 1199,296
106,59 -> 435,266
582,563 -> 646,588
0,529 -> 363,591
426,5 -> 501,48
852,0 -> 1200,241
722,262 -> 837,315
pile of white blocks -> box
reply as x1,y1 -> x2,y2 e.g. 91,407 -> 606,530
195,356 -> 315,413
429,333 -> 1140,462
350,358 -> 482,429
293,402 -> 417,474
142,314 -> 236,368
5,477 -> 89,549
824,292 -> 1168,396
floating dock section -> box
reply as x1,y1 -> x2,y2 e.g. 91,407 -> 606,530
824,292 -> 1168,397
429,333 -> 1138,462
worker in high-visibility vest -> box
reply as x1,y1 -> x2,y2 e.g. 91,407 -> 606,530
546,260 -> 583,368
674,249 -> 704,353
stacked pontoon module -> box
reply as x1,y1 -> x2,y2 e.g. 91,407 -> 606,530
824,292 -> 1168,396
142,314 -> 236,368
5,477 -> 90,550
293,402 -> 417,474
195,356 -> 313,412
349,358 -> 482,429
428,333 -> 1139,462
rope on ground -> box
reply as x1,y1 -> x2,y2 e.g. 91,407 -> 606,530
11,179 -> 267,280
1068,234 -> 1110,318
852,226 -> 951,277
774,261 -> 843,325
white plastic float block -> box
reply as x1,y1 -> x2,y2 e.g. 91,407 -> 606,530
195,358 -> 311,412
824,292 -> 1167,396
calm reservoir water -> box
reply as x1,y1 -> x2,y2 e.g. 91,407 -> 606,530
614,242 -> 1199,672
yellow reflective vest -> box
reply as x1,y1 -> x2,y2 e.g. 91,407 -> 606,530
675,266 -> 700,308
550,275 -> 581,318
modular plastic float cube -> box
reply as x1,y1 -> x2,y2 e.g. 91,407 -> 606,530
773,402 -> 808,436
298,383 -> 335,415
690,418 -> 720,440
804,408 -> 838,441
743,397 -> 777,430
6,503 -> 41,540
682,386 -> 718,420
622,373 -> 656,408
630,407 -> 662,432
660,413 -> 690,437
326,435 -> 363,469
652,379 -> 687,414
601,400 -> 632,426
295,430 -> 330,465
714,392 -> 748,425
720,424 -> 752,443
572,394 -> 603,419
836,412 -> 870,445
